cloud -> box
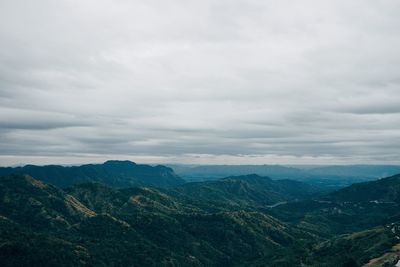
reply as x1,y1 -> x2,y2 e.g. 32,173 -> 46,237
0,0 -> 400,165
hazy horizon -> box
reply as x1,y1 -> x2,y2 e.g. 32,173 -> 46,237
2,158 -> 400,169
1,1 -> 400,166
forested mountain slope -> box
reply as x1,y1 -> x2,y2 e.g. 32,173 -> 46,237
0,160 -> 184,188
1,172 -> 400,266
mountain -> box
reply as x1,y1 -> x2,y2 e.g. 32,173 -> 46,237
0,174 -> 315,267
0,160 -> 185,188
169,164 -> 307,181
270,174 -> 400,237
326,174 -> 400,203
169,164 -> 400,188
0,173 -> 96,231
271,198 -> 400,238
308,165 -> 400,180
305,225 -> 399,267
2,172 -> 400,266
170,174 -> 321,211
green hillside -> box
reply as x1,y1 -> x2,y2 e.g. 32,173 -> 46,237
327,174 -> 400,203
1,172 -> 400,266
0,160 -> 185,188
0,174 -> 315,266
170,174 -> 320,212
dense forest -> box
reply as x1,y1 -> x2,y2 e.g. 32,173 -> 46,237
1,162 -> 400,266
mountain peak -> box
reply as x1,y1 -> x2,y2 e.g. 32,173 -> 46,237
103,160 -> 136,166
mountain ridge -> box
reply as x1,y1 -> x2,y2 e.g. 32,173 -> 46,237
326,173 -> 400,203
169,164 -> 400,188
0,160 -> 185,188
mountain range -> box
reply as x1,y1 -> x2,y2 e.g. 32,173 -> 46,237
0,160 -> 184,188
1,162 -> 400,266
169,164 -> 400,188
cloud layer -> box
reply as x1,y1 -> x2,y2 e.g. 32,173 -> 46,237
1,0 -> 400,165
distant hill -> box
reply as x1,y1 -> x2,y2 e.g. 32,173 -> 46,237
170,174 -> 321,211
308,165 -> 400,179
169,164 -> 308,180
169,164 -> 400,188
0,160 -> 185,188
326,173 -> 400,203
271,173 -> 400,237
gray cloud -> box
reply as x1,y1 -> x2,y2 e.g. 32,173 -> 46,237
1,0 -> 400,166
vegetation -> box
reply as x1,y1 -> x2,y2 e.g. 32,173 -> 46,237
326,174 -> 400,203
0,160 -> 184,188
1,168 -> 400,266
305,226 -> 398,266
168,164 -> 400,188
169,174 -> 321,212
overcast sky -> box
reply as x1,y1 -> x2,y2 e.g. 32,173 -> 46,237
1,0 -> 400,166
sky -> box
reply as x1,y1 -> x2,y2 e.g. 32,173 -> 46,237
1,0 -> 400,166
